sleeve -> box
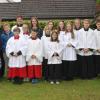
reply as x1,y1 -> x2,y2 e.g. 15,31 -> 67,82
19,39 -> 27,56
56,43 -> 63,58
47,42 -> 55,60
35,41 -> 43,62
6,39 -> 14,58
59,34 -> 69,48
70,37 -> 78,48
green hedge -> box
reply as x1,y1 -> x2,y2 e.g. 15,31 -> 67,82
96,0 -> 100,4
1,19 -> 96,30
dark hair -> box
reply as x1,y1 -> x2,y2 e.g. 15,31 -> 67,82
65,22 -> 75,39
31,16 -> 39,28
13,27 -> 20,33
50,29 -> 59,42
57,20 -> 65,32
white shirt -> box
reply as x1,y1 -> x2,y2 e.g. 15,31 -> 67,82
41,35 -> 50,59
77,28 -> 96,56
26,38 -> 43,65
6,36 -> 27,68
94,29 -> 100,55
47,41 -> 63,64
59,32 -> 77,61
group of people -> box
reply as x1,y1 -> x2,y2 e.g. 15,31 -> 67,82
0,16 -> 100,85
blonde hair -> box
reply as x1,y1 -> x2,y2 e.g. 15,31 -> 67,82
65,22 -> 75,39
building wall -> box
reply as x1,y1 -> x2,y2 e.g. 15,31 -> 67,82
0,0 -> 96,19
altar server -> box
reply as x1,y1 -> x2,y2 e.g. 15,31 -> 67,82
26,29 -> 43,84
59,22 -> 77,80
6,27 -> 27,84
47,30 -> 63,84
41,29 -> 51,80
77,19 -> 96,79
94,20 -> 100,76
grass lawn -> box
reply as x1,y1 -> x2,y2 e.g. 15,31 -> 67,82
0,78 -> 100,100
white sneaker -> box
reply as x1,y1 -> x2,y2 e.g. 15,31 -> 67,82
56,81 -> 60,84
50,81 -> 54,84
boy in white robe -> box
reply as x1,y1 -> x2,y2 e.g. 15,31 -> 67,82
73,19 -> 82,77
41,30 -> 51,80
6,27 -> 27,84
26,29 -> 43,84
77,19 -> 96,79
94,20 -> 100,76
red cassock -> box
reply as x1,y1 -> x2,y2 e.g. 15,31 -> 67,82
27,65 -> 42,79
8,67 -> 27,78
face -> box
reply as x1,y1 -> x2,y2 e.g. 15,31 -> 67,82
52,33 -> 58,41
83,21 -> 90,29
31,31 -> 37,38
17,17 -> 23,25
59,21 -> 64,30
96,22 -> 100,30
66,24 -> 72,32
74,20 -> 81,28
48,22 -> 53,30
31,19 -> 37,27
22,24 -> 29,33
14,31 -> 20,36
3,25 -> 10,33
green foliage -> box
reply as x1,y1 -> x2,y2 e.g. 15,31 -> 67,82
96,0 -> 100,4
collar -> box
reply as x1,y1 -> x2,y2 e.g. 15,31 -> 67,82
17,24 -> 23,27
84,28 -> 89,31
14,35 -> 20,40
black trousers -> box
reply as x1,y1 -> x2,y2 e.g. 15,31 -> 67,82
62,60 -> 76,80
79,55 -> 95,79
42,58 -> 48,80
48,64 -> 61,81
0,50 -> 5,77
74,55 -> 81,77
94,55 -> 100,75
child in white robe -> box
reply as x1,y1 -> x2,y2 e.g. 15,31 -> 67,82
6,27 -> 27,84
59,22 -> 77,80
26,29 -> 43,84
94,20 -> 100,76
47,30 -> 63,84
77,19 -> 96,79
41,29 -> 51,80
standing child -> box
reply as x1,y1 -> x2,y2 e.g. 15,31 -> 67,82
94,20 -> 100,76
41,29 -> 51,80
6,27 -> 27,84
47,30 -> 63,84
60,22 -> 77,80
26,29 -> 43,84
77,19 -> 96,79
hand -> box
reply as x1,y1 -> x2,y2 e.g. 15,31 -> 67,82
67,43 -> 72,47
14,52 -> 18,57
31,55 -> 36,59
83,49 -> 89,53
53,52 -> 59,56
97,49 -> 100,53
